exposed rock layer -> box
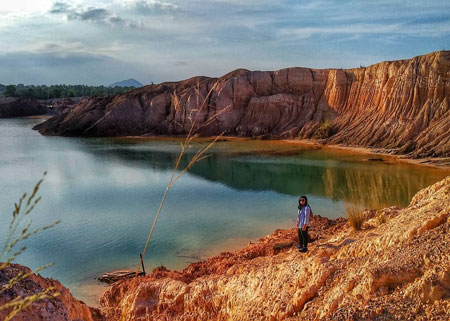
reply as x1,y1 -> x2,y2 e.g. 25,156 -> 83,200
34,51 -> 450,158
100,175 -> 450,320
0,264 -> 101,321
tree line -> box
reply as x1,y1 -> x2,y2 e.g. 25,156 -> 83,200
0,84 -> 137,99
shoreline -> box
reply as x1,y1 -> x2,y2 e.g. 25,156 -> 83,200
115,134 -> 450,170
27,113 -> 449,169
100,176 -> 450,320
282,139 -> 450,169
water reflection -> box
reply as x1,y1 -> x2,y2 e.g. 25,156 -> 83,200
1,119 -> 449,306
82,139 -> 448,209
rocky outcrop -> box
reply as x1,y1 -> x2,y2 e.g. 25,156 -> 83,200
0,97 -> 81,118
100,175 -> 450,320
0,97 -> 49,118
34,51 -> 450,158
0,264 -> 101,321
42,97 -> 83,115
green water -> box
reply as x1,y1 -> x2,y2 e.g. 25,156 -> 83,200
0,118 -> 448,305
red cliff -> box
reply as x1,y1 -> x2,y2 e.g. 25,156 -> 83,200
34,51 -> 450,159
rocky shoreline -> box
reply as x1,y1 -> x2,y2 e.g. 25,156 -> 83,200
0,264 -> 103,321
3,175 -> 448,320
99,176 -> 450,320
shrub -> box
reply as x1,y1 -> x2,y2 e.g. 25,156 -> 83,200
346,204 -> 365,231
314,119 -> 333,139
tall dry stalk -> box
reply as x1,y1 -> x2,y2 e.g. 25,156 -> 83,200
0,172 -> 61,321
137,81 -> 230,275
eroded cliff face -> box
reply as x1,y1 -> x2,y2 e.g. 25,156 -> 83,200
100,176 -> 450,321
34,51 -> 450,158
0,264 -> 100,321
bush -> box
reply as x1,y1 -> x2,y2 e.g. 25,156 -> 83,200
314,119 -> 333,139
346,204 -> 365,231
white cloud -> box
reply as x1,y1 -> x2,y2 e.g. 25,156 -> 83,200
0,0 -> 55,15
116,0 -> 179,12
47,1 -> 146,28
278,21 -> 450,40
0,0 -> 449,85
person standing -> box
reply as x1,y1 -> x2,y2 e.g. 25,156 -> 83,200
296,196 -> 311,252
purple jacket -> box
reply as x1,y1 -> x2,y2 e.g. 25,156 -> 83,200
297,205 -> 311,229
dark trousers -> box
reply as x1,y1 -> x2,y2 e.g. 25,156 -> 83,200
298,227 -> 309,249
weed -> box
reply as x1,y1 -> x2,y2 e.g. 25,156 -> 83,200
314,119 -> 333,139
0,173 -> 61,320
137,81 -> 230,275
346,204 -> 365,231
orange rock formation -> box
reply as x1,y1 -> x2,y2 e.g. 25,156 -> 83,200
100,176 -> 450,320
35,51 -> 450,159
0,264 -> 100,321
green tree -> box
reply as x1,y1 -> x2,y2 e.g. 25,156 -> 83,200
5,85 -> 16,97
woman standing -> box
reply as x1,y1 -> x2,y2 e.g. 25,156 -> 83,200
297,196 -> 311,252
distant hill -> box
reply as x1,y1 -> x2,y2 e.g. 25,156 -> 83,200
108,79 -> 143,88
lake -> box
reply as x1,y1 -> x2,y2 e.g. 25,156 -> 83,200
1,118 -> 448,306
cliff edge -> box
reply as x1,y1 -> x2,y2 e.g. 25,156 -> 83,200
100,175 -> 450,320
34,51 -> 450,159
0,264 -> 102,321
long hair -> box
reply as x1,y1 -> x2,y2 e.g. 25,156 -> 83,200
298,195 -> 308,210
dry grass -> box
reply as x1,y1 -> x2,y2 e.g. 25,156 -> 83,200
137,81 -> 230,275
346,204 -> 365,231
0,173 -> 61,321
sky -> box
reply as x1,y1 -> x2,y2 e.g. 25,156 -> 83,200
0,0 -> 449,85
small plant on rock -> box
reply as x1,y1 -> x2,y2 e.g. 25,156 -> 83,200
346,204 -> 365,231
314,119 -> 333,139
0,173 -> 61,321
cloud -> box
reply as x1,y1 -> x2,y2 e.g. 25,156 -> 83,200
278,20 -> 450,41
49,1 -> 143,28
75,8 -> 109,21
132,0 -> 179,13
2,0 -> 449,85
49,2 -> 71,14
0,50 -> 108,68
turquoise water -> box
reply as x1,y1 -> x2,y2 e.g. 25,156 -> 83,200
0,118 -> 448,305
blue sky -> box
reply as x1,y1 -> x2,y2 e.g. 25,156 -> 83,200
1,0 -> 449,85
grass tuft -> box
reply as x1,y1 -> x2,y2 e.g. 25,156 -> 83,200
346,204 -> 365,231
1,174 -> 60,320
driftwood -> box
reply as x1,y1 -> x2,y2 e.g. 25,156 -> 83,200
99,254 -> 146,284
98,270 -> 145,284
